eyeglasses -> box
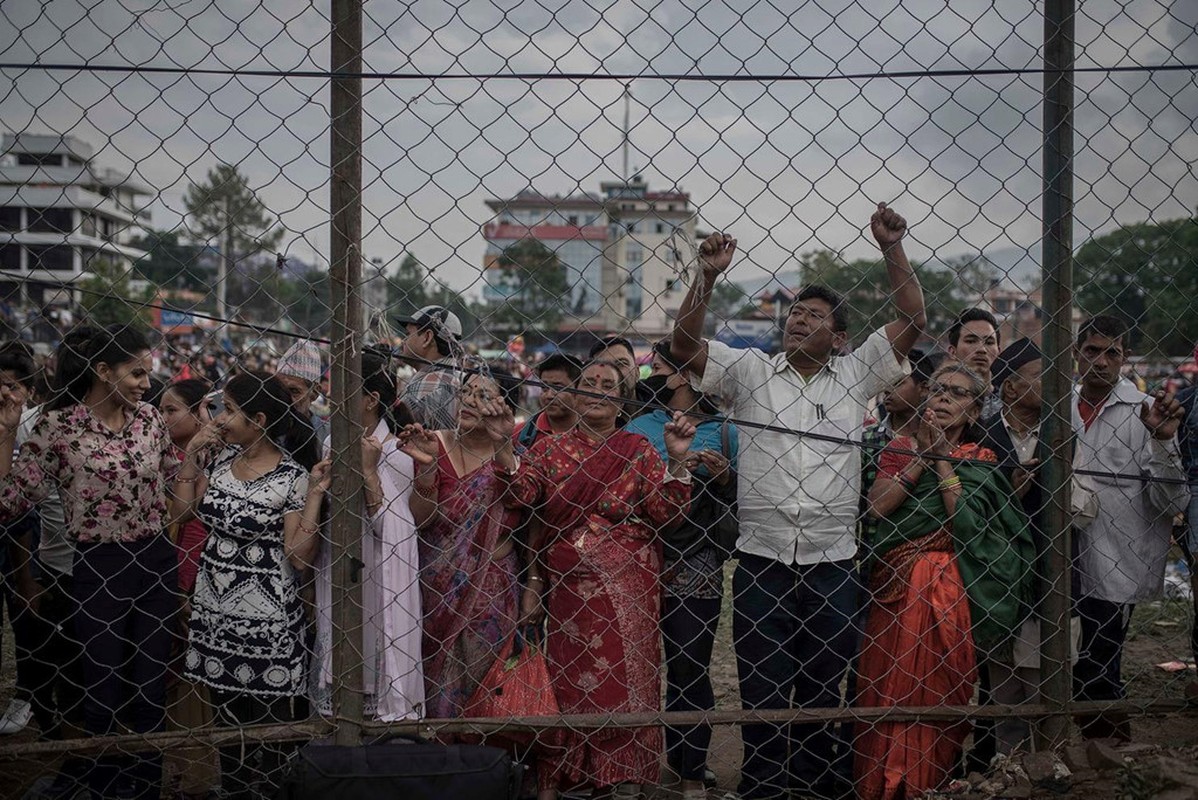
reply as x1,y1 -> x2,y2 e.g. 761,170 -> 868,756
928,382 -> 979,400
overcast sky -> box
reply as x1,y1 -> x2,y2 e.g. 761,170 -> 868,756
1,0 -> 1194,300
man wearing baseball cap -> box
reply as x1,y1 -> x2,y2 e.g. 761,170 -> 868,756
396,305 -> 464,430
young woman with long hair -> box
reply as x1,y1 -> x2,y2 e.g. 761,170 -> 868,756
172,371 -> 329,799
0,325 -> 179,799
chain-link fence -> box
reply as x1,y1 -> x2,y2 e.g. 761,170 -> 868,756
0,0 -> 1196,798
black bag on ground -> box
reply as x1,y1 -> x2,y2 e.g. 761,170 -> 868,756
276,736 -> 525,800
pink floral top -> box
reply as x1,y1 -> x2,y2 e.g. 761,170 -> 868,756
0,402 -> 177,544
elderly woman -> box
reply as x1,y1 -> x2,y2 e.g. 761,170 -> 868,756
490,359 -> 695,800
854,363 -> 1034,800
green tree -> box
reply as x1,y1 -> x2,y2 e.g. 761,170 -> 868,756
1074,216 -> 1198,356
386,253 -> 429,311
183,164 -> 283,324
128,229 -> 212,292
709,281 -> 753,320
798,249 -> 967,344
79,257 -> 153,329
490,239 -> 569,332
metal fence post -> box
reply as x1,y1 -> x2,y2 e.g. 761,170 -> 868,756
329,0 -> 365,748
1037,0 -> 1076,751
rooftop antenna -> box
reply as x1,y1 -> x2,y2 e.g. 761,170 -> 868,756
622,82 -> 631,182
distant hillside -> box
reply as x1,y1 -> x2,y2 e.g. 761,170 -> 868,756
734,244 -> 1043,297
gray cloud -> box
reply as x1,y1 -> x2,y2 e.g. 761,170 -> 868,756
0,0 -> 1193,298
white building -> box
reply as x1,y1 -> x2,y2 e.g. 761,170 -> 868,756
600,175 -> 696,338
481,191 -> 608,331
480,177 -> 697,340
0,133 -> 150,307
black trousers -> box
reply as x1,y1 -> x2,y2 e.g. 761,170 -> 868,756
22,562 -> 85,738
73,536 -> 178,799
210,688 -> 298,800
662,594 -> 722,781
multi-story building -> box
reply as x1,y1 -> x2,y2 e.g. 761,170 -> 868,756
600,175 -> 696,339
481,191 -> 607,330
0,133 -> 150,307
480,176 -> 697,341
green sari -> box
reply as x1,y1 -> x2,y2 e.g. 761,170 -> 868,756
871,448 -> 1036,651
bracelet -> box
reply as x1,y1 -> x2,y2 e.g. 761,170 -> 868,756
938,475 -> 962,491
174,476 -> 201,484
898,473 -> 916,491
297,519 -> 320,535
527,575 -> 545,584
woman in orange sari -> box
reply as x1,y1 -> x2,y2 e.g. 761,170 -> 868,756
854,363 -> 1034,800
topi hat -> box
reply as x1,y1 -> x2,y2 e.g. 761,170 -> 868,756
276,340 -> 323,384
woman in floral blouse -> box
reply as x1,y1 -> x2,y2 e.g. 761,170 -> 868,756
0,325 -> 180,800
494,359 -> 696,800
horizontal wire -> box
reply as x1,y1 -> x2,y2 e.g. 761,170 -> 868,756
10,273 -> 1186,486
1,61 -> 1196,82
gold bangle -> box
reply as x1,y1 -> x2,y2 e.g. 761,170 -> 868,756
938,475 -> 961,491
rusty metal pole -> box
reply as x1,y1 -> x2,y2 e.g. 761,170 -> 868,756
329,0 -> 365,748
1037,0 -> 1076,751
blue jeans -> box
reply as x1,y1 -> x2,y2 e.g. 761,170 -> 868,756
732,555 -> 858,800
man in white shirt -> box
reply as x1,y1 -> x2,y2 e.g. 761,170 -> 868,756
671,203 -> 926,800
1072,315 -> 1185,741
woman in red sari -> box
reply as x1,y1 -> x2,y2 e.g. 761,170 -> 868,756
493,360 -> 695,800
854,363 -> 1033,800
409,371 -> 530,719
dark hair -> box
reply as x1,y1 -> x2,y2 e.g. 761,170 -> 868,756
49,325 -> 151,411
144,377 -> 167,409
652,338 -> 720,416
224,371 -> 319,470
794,286 -> 849,333
362,349 -> 400,433
0,341 -> 37,389
579,359 -> 634,400
1076,315 -> 1129,350
536,352 -> 583,381
910,348 -> 942,386
588,335 -> 635,360
461,369 -> 522,411
948,308 -> 1000,348
164,378 -> 213,412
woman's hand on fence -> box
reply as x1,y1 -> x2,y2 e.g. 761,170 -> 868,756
362,435 -> 383,473
480,397 -> 515,445
688,449 -> 732,486
398,424 -> 439,467
309,459 -> 332,496
664,411 -> 698,463
0,395 -> 21,440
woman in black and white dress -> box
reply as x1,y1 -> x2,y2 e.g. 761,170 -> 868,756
172,371 -> 329,799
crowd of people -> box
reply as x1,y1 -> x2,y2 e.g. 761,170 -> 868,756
0,202 -> 1194,800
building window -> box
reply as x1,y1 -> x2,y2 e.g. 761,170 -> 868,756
28,245 -> 74,272
655,223 -> 664,234
28,207 -> 73,234
17,152 -> 64,167
80,213 -> 97,237
0,207 -> 20,231
567,215 -> 578,225
0,245 -> 20,271
627,222 -> 637,234
626,248 -> 643,265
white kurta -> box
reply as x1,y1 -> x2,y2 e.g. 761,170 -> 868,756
314,422 -> 425,720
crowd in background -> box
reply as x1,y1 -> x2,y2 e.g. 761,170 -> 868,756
0,203 -> 1194,800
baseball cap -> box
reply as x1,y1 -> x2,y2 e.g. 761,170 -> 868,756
394,305 -> 463,344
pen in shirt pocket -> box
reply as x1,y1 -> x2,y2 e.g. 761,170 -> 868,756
815,403 -> 825,421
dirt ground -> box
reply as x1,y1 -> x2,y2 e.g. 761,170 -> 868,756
1,560 -> 1196,799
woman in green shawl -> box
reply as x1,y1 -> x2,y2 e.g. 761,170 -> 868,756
854,363 -> 1034,800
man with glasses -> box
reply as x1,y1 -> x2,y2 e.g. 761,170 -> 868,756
671,203 -> 926,800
